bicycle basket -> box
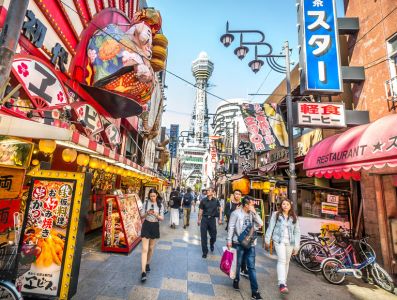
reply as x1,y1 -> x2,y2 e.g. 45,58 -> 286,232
0,243 -> 34,281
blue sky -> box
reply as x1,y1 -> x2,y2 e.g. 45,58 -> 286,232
150,0 -> 345,130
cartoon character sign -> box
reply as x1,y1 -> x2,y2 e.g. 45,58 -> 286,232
87,8 -> 162,105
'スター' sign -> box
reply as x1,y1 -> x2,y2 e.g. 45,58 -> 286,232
298,0 -> 342,94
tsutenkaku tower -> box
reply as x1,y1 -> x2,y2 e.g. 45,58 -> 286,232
190,52 -> 214,146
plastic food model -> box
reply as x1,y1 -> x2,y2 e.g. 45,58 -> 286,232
87,8 -> 163,105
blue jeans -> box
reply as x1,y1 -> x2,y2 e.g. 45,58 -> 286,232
235,245 -> 258,293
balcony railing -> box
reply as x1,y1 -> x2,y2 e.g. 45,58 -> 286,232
385,76 -> 397,111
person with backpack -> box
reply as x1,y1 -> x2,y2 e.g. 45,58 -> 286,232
139,188 -> 164,283
227,196 -> 263,300
265,199 -> 300,295
169,187 -> 182,229
182,187 -> 194,229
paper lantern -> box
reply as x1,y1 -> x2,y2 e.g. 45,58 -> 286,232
105,166 -> 112,173
31,159 -> 39,166
232,178 -> 250,195
76,154 -> 90,166
117,168 -> 123,175
89,158 -> 99,169
38,139 -> 56,155
62,148 -> 77,163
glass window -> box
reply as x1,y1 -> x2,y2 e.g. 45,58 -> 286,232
387,34 -> 397,78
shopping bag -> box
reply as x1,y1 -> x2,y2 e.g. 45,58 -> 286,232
220,247 -> 237,279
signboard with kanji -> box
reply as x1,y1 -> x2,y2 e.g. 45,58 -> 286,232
169,124 -> 179,158
240,103 -> 288,152
297,102 -> 346,128
298,0 -> 342,94
237,133 -> 255,174
17,171 -> 91,300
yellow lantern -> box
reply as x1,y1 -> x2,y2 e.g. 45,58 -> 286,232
117,168 -> 123,175
262,181 -> 271,193
89,158 -> 99,169
31,159 -> 39,166
99,160 -> 107,170
105,165 -> 112,173
76,154 -> 90,166
38,139 -> 56,155
232,177 -> 250,195
62,148 -> 77,163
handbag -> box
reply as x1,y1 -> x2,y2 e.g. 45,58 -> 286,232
220,247 -> 237,279
238,214 -> 257,249
265,212 -> 279,251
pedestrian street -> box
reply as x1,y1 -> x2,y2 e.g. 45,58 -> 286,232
73,212 -> 396,300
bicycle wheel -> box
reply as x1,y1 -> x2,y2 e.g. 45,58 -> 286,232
370,263 -> 395,293
322,258 -> 346,285
0,281 -> 22,300
298,241 -> 329,273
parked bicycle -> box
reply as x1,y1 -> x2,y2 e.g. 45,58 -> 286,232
0,212 -> 30,300
321,236 -> 395,293
297,227 -> 350,272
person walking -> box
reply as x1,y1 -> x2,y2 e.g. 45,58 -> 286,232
224,189 -> 249,278
265,199 -> 300,294
197,187 -> 222,258
218,194 -> 225,223
227,196 -> 263,300
169,187 -> 182,229
139,188 -> 164,283
182,187 -> 194,229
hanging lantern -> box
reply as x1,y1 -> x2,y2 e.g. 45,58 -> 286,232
232,177 -> 250,195
76,154 -> 90,166
38,139 -> 56,155
62,148 -> 77,163
262,181 -> 271,193
89,158 -> 99,169
105,165 -> 112,173
117,168 -> 123,175
31,159 -> 39,166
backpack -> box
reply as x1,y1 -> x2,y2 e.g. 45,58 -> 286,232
183,193 -> 193,206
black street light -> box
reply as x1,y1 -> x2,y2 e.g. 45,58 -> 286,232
220,21 -> 297,211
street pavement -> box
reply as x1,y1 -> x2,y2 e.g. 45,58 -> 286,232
73,207 -> 397,300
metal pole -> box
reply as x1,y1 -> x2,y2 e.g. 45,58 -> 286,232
231,121 -> 235,176
0,0 -> 29,98
284,41 -> 298,212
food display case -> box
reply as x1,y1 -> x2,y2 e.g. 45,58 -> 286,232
102,193 -> 142,253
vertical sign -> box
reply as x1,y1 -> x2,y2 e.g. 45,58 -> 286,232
169,124 -> 179,158
237,133 -> 255,174
298,0 -> 342,94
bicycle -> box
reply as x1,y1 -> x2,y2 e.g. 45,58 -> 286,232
0,212 -> 30,300
298,228 -> 350,272
321,236 -> 395,293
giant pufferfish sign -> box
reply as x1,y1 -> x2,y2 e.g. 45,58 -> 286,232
87,8 -> 162,106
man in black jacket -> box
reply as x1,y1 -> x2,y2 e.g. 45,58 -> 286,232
169,187 -> 182,229
197,187 -> 222,258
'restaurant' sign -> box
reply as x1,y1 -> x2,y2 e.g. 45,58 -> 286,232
297,102 -> 346,128
298,0 -> 342,94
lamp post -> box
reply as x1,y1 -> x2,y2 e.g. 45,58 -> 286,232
220,22 -> 297,211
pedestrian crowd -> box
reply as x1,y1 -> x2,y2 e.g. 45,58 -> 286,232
138,186 -> 301,299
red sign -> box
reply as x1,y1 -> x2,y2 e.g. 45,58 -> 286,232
0,199 -> 20,233
105,124 -> 121,150
72,103 -> 104,137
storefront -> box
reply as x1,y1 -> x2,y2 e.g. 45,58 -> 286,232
0,1 -> 167,298
304,114 -> 397,275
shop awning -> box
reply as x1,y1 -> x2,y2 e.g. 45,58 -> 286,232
0,114 -> 72,140
303,114 -> 397,180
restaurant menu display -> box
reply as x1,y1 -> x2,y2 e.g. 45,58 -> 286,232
16,172 -> 90,300
252,198 -> 265,233
102,194 -> 142,253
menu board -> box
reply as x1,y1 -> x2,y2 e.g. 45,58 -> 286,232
102,194 -> 142,253
16,171 -> 90,300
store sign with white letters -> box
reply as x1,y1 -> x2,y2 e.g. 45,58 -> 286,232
298,0 -> 342,94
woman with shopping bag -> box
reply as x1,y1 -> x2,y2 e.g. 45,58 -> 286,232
265,199 -> 300,295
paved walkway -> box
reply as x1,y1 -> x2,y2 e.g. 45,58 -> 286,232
73,209 -> 397,300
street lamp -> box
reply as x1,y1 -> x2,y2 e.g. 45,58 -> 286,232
219,22 -> 297,211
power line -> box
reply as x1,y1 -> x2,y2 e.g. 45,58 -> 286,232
59,1 -> 287,124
